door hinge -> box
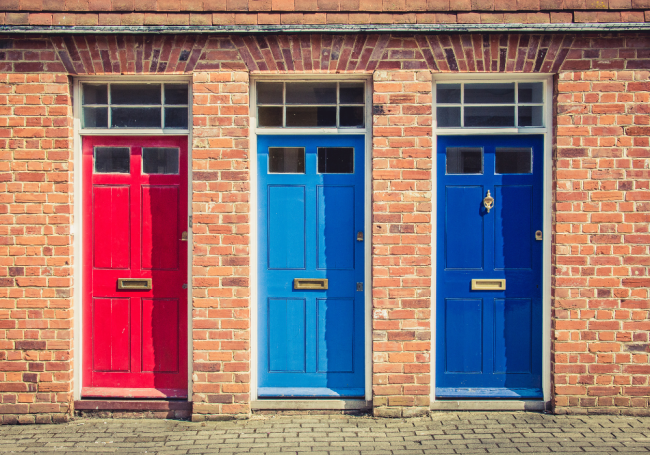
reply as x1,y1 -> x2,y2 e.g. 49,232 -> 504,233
188,215 -> 193,228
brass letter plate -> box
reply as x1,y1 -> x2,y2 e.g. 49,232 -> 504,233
471,279 -> 506,291
117,278 -> 152,290
293,278 -> 328,290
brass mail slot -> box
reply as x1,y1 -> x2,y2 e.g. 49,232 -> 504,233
471,279 -> 506,291
117,278 -> 152,290
293,278 -> 328,290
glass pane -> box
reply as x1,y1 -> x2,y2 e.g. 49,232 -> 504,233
257,82 -> 283,105
465,83 -> 515,104
495,148 -> 532,174
164,84 -> 188,105
258,106 -> 283,127
286,106 -> 336,127
269,147 -> 305,173
111,107 -> 161,128
94,147 -> 130,173
437,84 -> 461,104
339,106 -> 364,127
83,107 -> 108,128
465,106 -> 515,127
518,82 -> 543,104
318,148 -> 354,174
286,82 -> 336,104
143,147 -> 179,174
446,147 -> 482,174
83,84 -> 108,105
437,107 -> 461,127
339,82 -> 364,104
111,84 -> 161,105
518,105 -> 544,127
164,107 -> 188,129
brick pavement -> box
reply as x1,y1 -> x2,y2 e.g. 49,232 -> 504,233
0,412 -> 650,454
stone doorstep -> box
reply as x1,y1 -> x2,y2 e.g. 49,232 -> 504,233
74,400 -> 192,412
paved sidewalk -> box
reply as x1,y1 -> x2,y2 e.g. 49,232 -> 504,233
1,412 -> 650,454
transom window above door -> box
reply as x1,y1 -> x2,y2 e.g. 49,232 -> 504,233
81,82 -> 189,130
256,81 -> 365,128
436,82 -> 544,128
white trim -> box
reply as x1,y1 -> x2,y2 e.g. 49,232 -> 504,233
430,74 -> 553,406
249,74 -> 373,405
72,75 -> 193,402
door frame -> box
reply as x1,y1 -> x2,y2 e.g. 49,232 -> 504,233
431,74 -> 553,406
250,75 -> 374,402
72,75 -> 193,401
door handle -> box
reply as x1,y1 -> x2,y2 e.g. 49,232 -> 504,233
293,278 -> 328,290
471,279 -> 505,291
117,278 -> 152,290
180,231 -> 188,241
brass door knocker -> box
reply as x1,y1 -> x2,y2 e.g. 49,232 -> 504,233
483,190 -> 494,213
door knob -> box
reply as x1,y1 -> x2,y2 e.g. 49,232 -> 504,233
180,231 -> 188,241
483,190 -> 494,213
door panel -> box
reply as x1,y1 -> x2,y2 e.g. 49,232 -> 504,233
258,135 -> 365,398
93,186 -> 130,269
141,186 -> 179,270
436,135 -> 543,399
83,136 -> 188,398
267,186 -> 306,270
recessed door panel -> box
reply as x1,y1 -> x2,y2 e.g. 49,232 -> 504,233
445,299 -> 482,373
446,186 -> 484,270
141,298 -> 179,373
93,186 -> 130,270
268,186 -> 306,270
92,297 -> 130,372
494,299 -> 533,374
494,185 -> 533,270
317,186 -> 354,270
317,299 -> 354,373
268,299 -> 306,373
142,186 -> 179,270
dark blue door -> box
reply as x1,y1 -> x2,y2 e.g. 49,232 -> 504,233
258,135 -> 365,397
436,135 -> 544,398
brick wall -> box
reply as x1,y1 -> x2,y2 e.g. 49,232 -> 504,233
0,31 -> 648,421
553,34 -> 650,415
0,72 -> 73,424
372,69 -> 433,418
191,70 -> 251,419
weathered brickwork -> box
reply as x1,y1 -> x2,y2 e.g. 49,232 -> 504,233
4,0 -> 650,26
0,72 -> 73,424
372,69 -> 432,418
553,34 -> 650,416
191,70 -> 251,419
0,30 -> 649,422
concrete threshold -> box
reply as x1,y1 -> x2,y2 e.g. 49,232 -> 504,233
252,399 -> 371,411
431,400 -> 549,411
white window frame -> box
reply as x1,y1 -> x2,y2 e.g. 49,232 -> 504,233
72,75 -> 193,402
250,74 -> 373,408
431,74 -> 553,411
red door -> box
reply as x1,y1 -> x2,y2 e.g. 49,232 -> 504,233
82,136 -> 188,399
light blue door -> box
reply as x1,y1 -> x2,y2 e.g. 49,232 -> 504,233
436,135 -> 544,398
258,135 -> 365,397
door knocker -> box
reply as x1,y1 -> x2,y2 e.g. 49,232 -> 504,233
483,190 -> 494,213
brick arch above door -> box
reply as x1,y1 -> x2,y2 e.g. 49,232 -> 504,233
5,32 -> 649,75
